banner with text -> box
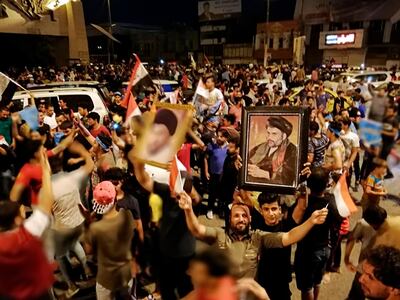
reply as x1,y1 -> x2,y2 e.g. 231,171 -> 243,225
198,0 -> 241,22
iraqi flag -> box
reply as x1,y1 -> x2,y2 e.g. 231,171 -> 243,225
121,54 -> 153,104
332,173 -> 358,217
123,93 -> 141,125
169,156 -> 184,196
0,72 -> 18,106
121,54 -> 152,123
193,78 -> 210,119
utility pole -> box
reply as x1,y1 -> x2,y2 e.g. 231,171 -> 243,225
106,0 -> 113,64
263,0 -> 270,67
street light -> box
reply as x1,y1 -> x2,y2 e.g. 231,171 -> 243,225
263,0 -> 270,67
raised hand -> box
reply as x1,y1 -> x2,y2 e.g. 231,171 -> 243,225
310,208 -> 328,225
177,192 -> 192,211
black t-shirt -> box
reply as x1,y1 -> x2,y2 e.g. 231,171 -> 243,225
220,153 -> 238,202
109,103 -> 126,119
297,194 -> 342,250
382,115 -> 399,143
252,207 -> 296,286
116,193 -> 141,220
153,181 -> 196,258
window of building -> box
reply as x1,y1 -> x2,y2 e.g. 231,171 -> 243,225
279,38 -> 283,48
349,21 -> 363,29
391,21 -> 400,43
269,38 -> 273,48
329,22 -> 343,31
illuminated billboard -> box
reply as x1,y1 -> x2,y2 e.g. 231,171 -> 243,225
325,33 -> 355,45
198,0 -> 241,22
319,29 -> 364,49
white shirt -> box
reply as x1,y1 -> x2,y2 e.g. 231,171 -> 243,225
44,114 -> 57,130
51,168 -> 86,229
207,88 -> 224,107
341,130 -> 360,164
24,209 -> 50,238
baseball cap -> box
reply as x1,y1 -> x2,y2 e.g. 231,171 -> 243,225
92,181 -> 116,214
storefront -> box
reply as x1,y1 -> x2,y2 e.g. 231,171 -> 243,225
319,29 -> 366,67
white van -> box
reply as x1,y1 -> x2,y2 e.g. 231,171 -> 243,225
12,87 -> 109,122
324,71 -> 392,91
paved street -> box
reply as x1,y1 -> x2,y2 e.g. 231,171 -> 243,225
200,147 -> 400,300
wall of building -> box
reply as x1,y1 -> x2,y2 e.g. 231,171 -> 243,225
222,44 -> 255,65
254,20 -> 301,64
0,2 -> 68,36
323,49 -> 366,66
0,0 -> 89,65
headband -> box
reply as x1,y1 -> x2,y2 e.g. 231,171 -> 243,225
328,125 -> 341,137
96,136 -> 110,152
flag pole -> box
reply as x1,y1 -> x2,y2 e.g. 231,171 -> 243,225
0,72 -> 30,92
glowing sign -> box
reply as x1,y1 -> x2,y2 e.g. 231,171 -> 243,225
325,33 -> 355,45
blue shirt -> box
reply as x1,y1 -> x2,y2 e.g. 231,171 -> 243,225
207,142 -> 227,175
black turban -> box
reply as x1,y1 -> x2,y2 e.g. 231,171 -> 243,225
154,109 -> 178,136
266,116 -> 293,137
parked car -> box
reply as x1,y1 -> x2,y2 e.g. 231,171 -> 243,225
12,86 -> 109,122
288,87 -> 352,112
374,81 -> 400,102
29,81 -> 110,101
324,71 -> 392,92
256,79 -> 288,94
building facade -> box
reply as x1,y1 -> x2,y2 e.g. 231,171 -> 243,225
254,20 -> 301,64
0,0 -> 89,67
87,23 -> 199,64
294,0 -> 400,68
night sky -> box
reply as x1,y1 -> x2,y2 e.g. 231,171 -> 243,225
82,0 -> 296,26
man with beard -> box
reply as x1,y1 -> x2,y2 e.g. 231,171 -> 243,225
359,246 -> 400,300
248,116 -> 297,185
177,192 -> 328,279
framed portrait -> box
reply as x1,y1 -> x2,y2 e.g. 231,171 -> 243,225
239,106 -> 310,194
133,103 -> 194,168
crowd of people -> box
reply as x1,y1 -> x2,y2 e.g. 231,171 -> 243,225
0,60 -> 399,300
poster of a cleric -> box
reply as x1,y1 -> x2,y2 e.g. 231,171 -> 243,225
240,106 -> 310,194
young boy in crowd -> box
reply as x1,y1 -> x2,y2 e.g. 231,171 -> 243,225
361,158 -> 388,211
220,135 -> 240,225
204,129 -> 229,219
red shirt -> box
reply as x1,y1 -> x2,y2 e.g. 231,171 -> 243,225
90,125 -> 111,138
177,143 -> 192,174
0,227 -> 54,299
15,163 -> 42,206
229,105 -> 242,127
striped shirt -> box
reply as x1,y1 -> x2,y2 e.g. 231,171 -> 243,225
308,134 -> 329,167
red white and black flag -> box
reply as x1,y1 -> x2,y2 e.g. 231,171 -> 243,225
0,72 -> 18,106
124,54 -> 154,98
121,54 -> 154,123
